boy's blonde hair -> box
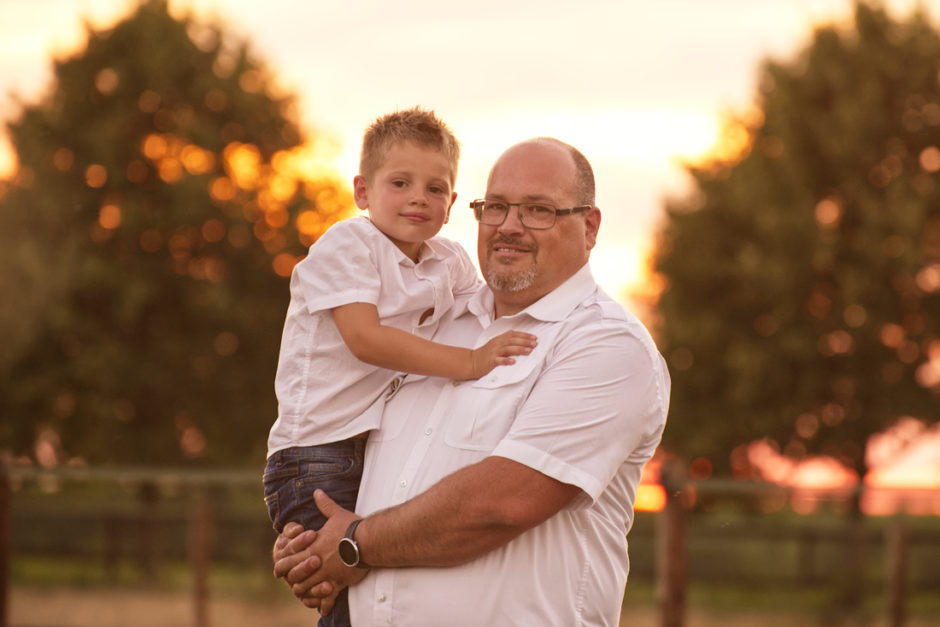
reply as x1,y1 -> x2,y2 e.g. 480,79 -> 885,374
359,107 -> 460,185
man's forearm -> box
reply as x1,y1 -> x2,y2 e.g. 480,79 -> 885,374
354,456 -> 579,568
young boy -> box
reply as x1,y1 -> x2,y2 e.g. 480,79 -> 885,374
263,108 -> 535,626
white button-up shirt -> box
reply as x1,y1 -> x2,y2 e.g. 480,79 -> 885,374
267,217 -> 480,456
350,264 -> 670,626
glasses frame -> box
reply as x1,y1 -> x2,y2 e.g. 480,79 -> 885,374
469,199 -> 592,230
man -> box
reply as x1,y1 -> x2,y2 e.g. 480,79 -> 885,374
274,137 -> 670,626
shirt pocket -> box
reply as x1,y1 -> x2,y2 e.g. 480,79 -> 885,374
443,354 -> 541,452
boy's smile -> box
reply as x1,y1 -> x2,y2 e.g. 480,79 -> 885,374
353,140 -> 457,262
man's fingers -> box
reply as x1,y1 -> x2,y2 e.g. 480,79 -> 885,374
272,523 -> 308,569
300,596 -> 321,610
273,533 -> 318,579
294,579 -> 334,600
313,489 -> 338,517
318,587 -> 341,617
285,554 -> 322,586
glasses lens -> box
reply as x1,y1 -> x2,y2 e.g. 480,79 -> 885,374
480,201 -> 508,225
519,204 -> 556,229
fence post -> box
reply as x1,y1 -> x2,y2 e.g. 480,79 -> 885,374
0,467 -> 10,627
189,488 -> 214,627
137,480 -> 160,582
656,461 -> 687,627
885,519 -> 908,627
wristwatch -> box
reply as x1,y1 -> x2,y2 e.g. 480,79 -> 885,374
338,519 -> 370,568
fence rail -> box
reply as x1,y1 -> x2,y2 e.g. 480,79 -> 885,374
2,465 -> 939,627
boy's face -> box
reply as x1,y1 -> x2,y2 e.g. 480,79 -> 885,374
354,140 -> 457,262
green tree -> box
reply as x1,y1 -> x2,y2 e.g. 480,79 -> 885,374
0,0 -> 352,466
653,1 -> 940,479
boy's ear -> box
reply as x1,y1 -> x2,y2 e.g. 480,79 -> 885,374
444,191 -> 457,224
353,175 -> 369,210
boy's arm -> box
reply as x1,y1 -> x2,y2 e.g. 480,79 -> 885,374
332,302 -> 536,380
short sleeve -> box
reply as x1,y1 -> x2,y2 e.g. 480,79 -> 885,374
492,322 -> 668,503
293,220 -> 383,315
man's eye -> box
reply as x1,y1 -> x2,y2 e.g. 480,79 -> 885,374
526,204 -> 554,215
485,202 -> 508,212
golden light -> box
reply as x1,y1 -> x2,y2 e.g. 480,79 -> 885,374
264,207 -> 289,228
85,163 -> 107,188
296,209 -> 325,236
635,484 -> 667,513
157,157 -> 183,184
238,69 -> 263,94
269,173 -> 297,202
915,263 -> 940,292
815,198 -> 841,226
181,144 -> 215,175
209,176 -> 236,202
98,203 -> 121,229
880,323 -> 905,348
272,252 -> 299,277
94,67 -> 119,95
919,146 -> 940,172
179,425 -> 206,458
142,134 -> 168,160
224,142 -> 262,190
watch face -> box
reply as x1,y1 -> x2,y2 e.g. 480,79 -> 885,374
338,537 -> 358,567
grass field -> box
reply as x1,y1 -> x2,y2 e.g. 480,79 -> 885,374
5,473 -> 940,626
9,584 -> 940,627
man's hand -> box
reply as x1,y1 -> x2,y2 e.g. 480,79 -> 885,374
272,523 -> 325,609
271,490 -> 370,615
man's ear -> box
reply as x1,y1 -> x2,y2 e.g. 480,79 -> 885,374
585,207 -> 601,250
444,191 -> 457,224
353,175 -> 369,210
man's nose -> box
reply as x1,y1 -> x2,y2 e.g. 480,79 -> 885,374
497,205 -> 525,234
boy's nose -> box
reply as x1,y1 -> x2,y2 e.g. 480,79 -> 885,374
409,189 -> 429,205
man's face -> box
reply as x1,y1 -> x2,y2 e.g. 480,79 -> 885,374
478,141 -> 600,316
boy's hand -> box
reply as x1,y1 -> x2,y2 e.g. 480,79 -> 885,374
469,331 -> 537,379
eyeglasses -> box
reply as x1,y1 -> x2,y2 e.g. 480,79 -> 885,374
470,199 -> 592,230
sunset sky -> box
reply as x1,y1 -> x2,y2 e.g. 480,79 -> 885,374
1,0 -> 937,309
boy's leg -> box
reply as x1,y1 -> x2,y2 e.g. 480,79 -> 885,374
262,439 -> 365,627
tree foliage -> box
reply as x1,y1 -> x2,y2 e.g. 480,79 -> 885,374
0,0 -> 353,466
652,2 -> 940,477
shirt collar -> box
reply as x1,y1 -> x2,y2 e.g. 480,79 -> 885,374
468,263 -> 597,323
358,216 -> 443,267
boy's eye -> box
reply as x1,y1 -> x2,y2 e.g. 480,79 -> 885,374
429,185 -> 446,195
392,180 -> 407,188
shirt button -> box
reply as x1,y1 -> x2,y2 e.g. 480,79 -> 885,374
377,593 -> 387,602
399,480 -> 407,487
424,428 -> 432,436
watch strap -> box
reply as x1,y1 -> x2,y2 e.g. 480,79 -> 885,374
343,518 -> 370,568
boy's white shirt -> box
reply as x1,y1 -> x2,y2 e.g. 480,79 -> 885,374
266,216 -> 481,457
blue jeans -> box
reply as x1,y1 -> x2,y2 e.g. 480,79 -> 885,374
264,439 -> 365,627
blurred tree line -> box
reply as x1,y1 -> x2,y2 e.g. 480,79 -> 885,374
654,1 -> 940,481
0,0 -> 353,467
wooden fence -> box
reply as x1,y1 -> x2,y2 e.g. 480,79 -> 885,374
2,465 -> 939,627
